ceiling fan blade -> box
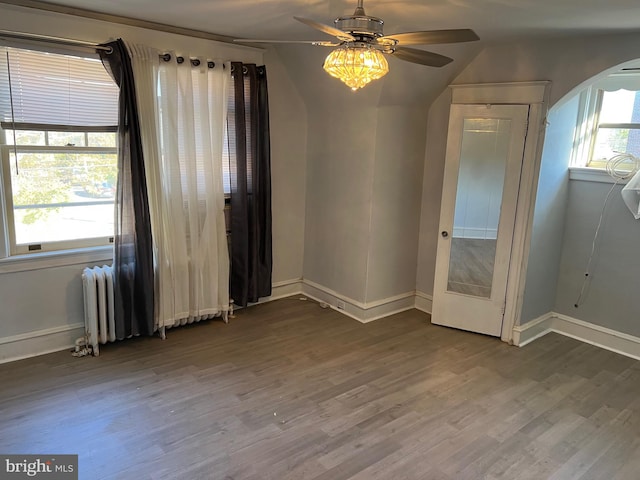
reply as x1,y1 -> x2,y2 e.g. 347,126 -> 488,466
234,39 -> 339,46
390,47 -> 453,67
378,29 -> 479,46
293,16 -> 355,42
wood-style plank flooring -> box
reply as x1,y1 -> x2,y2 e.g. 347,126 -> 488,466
1,297 -> 640,479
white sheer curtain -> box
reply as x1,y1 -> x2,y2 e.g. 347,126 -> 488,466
127,43 -> 230,330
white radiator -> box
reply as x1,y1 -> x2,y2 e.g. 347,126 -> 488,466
81,265 -> 115,356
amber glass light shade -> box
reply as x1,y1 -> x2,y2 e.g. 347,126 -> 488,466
323,46 -> 389,91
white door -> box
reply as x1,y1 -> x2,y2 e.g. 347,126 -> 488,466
432,104 -> 529,336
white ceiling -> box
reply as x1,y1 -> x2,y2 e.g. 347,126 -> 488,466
24,0 -> 640,43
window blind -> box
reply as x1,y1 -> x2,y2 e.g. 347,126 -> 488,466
0,46 -> 118,127
224,73 -> 252,195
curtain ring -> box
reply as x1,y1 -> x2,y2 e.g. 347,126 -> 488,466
177,56 -> 185,64
242,66 -> 248,75
207,61 -> 215,69
191,58 -> 200,67
160,53 -> 171,62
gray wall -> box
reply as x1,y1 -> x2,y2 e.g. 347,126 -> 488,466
0,4 -> 306,354
284,44 -> 383,302
440,31 -> 640,336
453,32 -> 640,107
555,180 -> 640,337
276,42 -> 479,305
302,96 -> 378,302
6,4 -> 640,358
416,91 -> 450,297
263,47 -> 307,284
365,105 -> 427,301
1,263 -> 89,337
519,95 -> 578,323
416,30 -> 640,316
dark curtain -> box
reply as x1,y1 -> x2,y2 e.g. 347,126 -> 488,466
229,63 -> 272,307
99,40 -> 154,338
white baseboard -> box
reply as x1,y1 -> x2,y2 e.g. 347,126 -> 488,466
262,279 -> 431,324
301,279 -> 416,323
512,312 -> 554,347
0,323 -> 84,364
414,291 -> 433,315
258,278 -> 304,302
1,278 -> 426,364
235,279 -> 304,313
514,312 -> 640,361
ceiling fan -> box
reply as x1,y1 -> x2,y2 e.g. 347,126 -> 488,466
235,0 -> 479,90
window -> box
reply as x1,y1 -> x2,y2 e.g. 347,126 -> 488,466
0,46 -> 118,255
573,70 -> 640,172
1,125 -> 117,253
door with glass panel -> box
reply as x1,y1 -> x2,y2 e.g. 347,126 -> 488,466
432,104 -> 529,336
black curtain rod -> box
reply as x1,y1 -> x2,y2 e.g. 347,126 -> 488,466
0,31 -> 244,72
0,30 -> 260,75
0,29 -> 112,53
159,53 -> 225,69
158,54 -> 255,75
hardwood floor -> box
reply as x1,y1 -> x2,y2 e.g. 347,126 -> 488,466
1,297 -> 640,479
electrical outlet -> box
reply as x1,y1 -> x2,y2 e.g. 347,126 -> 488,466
336,300 -> 346,310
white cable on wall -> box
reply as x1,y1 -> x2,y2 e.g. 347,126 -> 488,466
605,153 -> 639,182
574,153 -> 640,308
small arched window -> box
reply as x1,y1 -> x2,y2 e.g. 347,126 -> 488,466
572,69 -> 640,172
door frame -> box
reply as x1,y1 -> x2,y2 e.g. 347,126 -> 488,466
449,81 -> 551,344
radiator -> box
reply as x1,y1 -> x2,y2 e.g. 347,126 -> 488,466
81,265 -> 115,356
80,264 -> 229,356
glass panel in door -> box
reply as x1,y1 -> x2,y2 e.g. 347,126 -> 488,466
446,118 -> 512,298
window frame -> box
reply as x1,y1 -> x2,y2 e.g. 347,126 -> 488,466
0,44 -> 119,260
0,123 -> 117,255
572,71 -> 640,172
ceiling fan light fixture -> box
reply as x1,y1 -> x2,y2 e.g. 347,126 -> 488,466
323,45 -> 389,91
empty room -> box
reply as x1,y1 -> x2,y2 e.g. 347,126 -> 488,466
1,0 -> 640,478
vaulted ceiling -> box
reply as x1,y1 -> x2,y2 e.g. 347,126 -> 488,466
5,0 -> 639,107
12,0 -> 640,43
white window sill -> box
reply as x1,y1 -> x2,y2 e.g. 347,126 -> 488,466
569,167 -> 633,184
0,245 -> 113,274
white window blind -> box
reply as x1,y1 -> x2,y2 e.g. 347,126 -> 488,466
0,46 -> 118,127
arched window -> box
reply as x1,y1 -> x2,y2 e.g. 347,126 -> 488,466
572,68 -> 640,172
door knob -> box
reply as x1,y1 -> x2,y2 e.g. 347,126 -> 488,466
441,231 -> 449,238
